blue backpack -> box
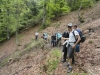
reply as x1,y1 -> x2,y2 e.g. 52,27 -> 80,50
73,29 -> 86,43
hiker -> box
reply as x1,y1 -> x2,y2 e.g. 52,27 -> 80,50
67,23 -> 81,73
72,24 -> 82,64
51,33 -> 56,47
55,31 -> 62,47
61,30 -> 69,62
35,32 -> 39,40
43,32 -> 48,42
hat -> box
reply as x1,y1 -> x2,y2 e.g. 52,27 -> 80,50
67,23 -> 73,27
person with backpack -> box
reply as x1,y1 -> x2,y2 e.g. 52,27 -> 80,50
43,32 -> 48,41
73,25 -> 82,52
66,23 -> 81,73
73,25 -> 86,43
71,25 -> 81,65
56,31 -> 62,47
61,30 -> 69,63
72,24 -> 86,64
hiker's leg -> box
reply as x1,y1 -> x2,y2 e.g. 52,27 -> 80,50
54,40 -> 56,47
57,39 -> 60,46
36,35 -> 38,40
56,39 -> 58,46
62,44 -> 67,62
35,36 -> 36,40
59,38 -> 61,47
67,45 -> 74,73
72,54 -> 75,64
62,48 -> 66,62
51,40 -> 53,47
58,39 -> 60,46
52,40 -> 55,47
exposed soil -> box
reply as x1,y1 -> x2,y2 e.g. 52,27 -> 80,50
0,2 -> 100,75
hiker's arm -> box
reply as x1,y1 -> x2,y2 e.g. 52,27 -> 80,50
72,35 -> 81,48
75,35 -> 81,45
61,37 -> 69,40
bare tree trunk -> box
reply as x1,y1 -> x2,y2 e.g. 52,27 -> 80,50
16,29 -> 18,46
7,8 -> 10,40
66,0 -> 76,8
15,0 -> 19,49
77,1 -> 84,23
6,0 -> 10,40
42,0 -> 46,28
78,1 -> 83,17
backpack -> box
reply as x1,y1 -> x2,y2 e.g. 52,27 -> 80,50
73,30 -> 86,43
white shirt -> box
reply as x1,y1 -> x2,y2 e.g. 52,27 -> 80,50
35,32 -> 38,36
69,30 -> 79,46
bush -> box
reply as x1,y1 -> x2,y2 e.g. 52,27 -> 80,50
68,0 -> 95,10
88,40 -> 93,44
44,50 -> 62,73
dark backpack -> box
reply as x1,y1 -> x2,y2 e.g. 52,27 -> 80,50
73,30 -> 86,43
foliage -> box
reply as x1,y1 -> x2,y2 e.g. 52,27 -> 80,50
44,50 -> 62,73
67,0 -> 95,10
0,0 -> 98,42
88,40 -> 93,44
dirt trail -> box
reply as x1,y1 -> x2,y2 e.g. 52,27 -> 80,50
0,26 -> 39,63
0,2 -> 100,75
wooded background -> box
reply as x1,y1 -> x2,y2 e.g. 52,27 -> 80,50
0,0 -> 99,43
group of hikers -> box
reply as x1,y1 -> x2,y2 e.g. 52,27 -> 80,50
35,23 -> 86,73
35,31 -> 62,47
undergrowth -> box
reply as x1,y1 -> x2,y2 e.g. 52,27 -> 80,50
42,49 -> 62,74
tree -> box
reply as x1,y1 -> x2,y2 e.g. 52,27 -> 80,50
0,0 -> 97,42
42,0 -> 46,28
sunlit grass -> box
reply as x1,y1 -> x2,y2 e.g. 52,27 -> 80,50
42,49 -> 62,74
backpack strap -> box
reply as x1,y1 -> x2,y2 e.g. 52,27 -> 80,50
72,31 -> 77,43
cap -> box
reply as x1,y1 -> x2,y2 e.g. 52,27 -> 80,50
67,23 -> 73,27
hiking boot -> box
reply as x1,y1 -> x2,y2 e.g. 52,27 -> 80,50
62,60 -> 66,63
66,63 -> 69,67
72,61 -> 77,65
67,67 -> 73,73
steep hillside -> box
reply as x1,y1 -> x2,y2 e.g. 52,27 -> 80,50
0,2 -> 100,75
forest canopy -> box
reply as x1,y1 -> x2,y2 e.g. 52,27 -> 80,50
0,0 -> 99,42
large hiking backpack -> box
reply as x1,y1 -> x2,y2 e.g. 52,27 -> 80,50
73,30 -> 86,43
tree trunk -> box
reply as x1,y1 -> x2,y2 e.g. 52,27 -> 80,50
7,8 -> 10,40
6,0 -> 10,40
15,0 -> 19,49
78,1 -> 83,17
42,0 -> 46,28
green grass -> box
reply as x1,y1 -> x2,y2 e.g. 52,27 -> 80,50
42,49 -> 62,73
88,40 -> 93,44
